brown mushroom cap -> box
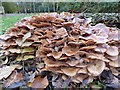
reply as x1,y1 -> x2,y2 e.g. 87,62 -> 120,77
87,60 -> 105,76
47,51 -> 62,59
109,60 -> 119,67
62,44 -> 79,56
61,67 -> 79,76
106,46 -> 119,56
66,60 -> 80,66
94,46 -> 107,53
44,58 -> 68,67
106,55 -> 118,61
74,74 -> 88,82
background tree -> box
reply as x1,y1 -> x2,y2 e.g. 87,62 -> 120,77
2,2 -> 17,13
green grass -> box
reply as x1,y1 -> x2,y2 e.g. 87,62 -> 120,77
0,14 -> 36,35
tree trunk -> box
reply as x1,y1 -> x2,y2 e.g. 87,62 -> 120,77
56,2 -> 59,12
53,2 -> 55,12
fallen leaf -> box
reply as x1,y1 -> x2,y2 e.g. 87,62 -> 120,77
22,47 -> 34,53
16,55 -> 34,61
15,38 -> 22,46
8,48 -> 21,53
22,32 -> 31,43
4,70 -> 23,87
31,76 -> 48,88
0,65 -> 21,80
21,41 -> 33,47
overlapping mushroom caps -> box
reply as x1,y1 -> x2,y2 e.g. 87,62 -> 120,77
0,13 -> 119,88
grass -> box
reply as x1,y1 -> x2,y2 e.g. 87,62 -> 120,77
0,14 -> 36,35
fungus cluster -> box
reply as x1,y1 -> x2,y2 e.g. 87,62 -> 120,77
0,13 -> 119,88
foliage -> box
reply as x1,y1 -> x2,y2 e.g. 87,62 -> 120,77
2,2 -> 18,13
2,2 -> 119,13
15,2 -> 120,13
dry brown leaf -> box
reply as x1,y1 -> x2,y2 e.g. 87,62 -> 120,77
4,70 -> 23,87
16,55 -> 34,61
0,65 -> 21,80
31,76 -> 49,88
8,48 -> 21,53
22,32 -> 31,43
15,38 -> 23,46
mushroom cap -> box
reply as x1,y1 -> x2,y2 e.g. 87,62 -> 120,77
94,46 -> 107,53
55,27 -> 68,38
61,67 -> 79,76
62,44 -> 79,56
109,60 -> 119,67
66,60 -> 80,66
106,46 -> 119,56
74,74 -> 88,82
44,58 -> 68,67
47,51 -> 62,59
87,60 -> 105,76
106,55 -> 118,61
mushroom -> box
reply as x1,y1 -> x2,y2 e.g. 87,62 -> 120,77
44,58 -> 68,67
94,46 -> 107,53
66,60 -> 80,66
61,67 -> 79,76
109,60 -> 119,67
55,27 -> 68,38
87,60 -> 105,76
106,46 -> 119,56
74,74 -> 88,82
62,43 -> 79,56
47,51 -> 62,59
78,68 -> 88,74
